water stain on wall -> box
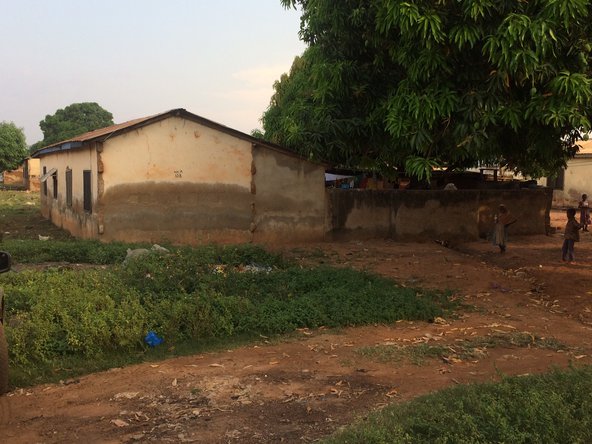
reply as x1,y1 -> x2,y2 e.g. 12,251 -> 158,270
100,182 -> 253,243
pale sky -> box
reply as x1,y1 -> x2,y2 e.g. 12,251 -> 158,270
0,0 -> 306,145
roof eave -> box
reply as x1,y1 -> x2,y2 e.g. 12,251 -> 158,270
30,108 -> 327,166
32,141 -> 84,158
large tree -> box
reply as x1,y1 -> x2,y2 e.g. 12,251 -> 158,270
0,122 -> 28,172
264,0 -> 592,178
34,102 -> 114,149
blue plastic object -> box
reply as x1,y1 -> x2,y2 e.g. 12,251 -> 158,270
144,331 -> 163,347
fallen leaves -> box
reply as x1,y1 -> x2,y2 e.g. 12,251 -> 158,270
385,388 -> 399,398
113,392 -> 139,400
330,388 -> 343,397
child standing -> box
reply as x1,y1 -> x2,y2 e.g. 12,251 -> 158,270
562,208 -> 581,263
578,194 -> 590,231
492,204 -> 517,253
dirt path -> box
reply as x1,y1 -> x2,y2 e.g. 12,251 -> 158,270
1,212 -> 591,443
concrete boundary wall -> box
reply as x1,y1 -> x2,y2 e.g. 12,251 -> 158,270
325,188 -> 553,242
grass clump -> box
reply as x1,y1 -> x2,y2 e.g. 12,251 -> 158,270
358,332 -> 568,365
0,239 -> 134,264
323,366 -> 592,443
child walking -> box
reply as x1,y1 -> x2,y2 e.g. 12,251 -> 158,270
562,208 -> 581,263
578,194 -> 590,231
492,204 -> 517,253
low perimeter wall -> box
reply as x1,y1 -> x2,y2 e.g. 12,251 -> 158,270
325,188 -> 553,242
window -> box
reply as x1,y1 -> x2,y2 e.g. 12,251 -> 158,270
65,168 -> 72,207
42,167 -> 47,196
52,171 -> 58,199
83,170 -> 92,213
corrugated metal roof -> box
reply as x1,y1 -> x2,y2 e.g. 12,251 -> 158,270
31,108 -> 325,165
32,110 -> 174,156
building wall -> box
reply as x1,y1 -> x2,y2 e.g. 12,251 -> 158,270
2,166 -> 24,186
98,117 -> 254,244
326,188 -> 552,241
37,116 -> 327,245
252,145 -> 326,243
39,145 -> 99,238
3,159 -> 41,190
24,158 -> 41,191
547,157 -> 592,207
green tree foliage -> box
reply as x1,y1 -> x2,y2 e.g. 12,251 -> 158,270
0,122 -> 28,172
35,102 -> 114,148
265,0 -> 592,178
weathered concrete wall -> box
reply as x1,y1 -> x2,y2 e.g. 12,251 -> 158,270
100,182 -> 252,244
4,159 -> 41,191
2,167 -> 24,186
101,117 -> 252,188
549,157 -> 592,207
252,146 -> 326,243
326,188 -> 553,242
98,117 -> 254,244
36,116 -> 328,245
39,145 -> 99,239
24,158 -> 41,191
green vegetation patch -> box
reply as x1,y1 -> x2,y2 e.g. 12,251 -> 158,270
358,332 -> 568,365
323,366 -> 592,444
0,244 -> 455,387
1,239 -> 134,264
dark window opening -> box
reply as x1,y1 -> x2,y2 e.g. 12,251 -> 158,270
66,168 -> 72,207
52,171 -> 58,199
83,170 -> 92,213
42,166 -> 47,196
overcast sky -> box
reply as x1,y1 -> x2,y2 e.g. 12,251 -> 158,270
0,0 -> 306,145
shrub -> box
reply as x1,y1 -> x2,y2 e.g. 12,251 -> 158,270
2,270 -> 146,365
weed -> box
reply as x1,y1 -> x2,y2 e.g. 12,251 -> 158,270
0,254 -> 455,388
358,332 -> 569,366
0,239 -> 135,264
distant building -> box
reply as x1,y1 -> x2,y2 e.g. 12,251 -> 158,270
24,158 -> 41,191
539,139 -> 592,207
2,158 -> 40,191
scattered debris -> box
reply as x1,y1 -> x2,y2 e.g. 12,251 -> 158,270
123,248 -> 150,263
124,244 -> 170,264
144,331 -> 164,347
110,419 -> 129,427
385,389 -> 399,398
114,392 -> 139,400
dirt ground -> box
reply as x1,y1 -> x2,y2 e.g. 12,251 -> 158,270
1,211 -> 591,443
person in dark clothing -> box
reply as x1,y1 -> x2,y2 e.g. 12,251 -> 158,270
562,208 -> 581,263
578,194 -> 590,231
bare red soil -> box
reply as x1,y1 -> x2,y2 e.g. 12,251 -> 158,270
1,211 -> 591,443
